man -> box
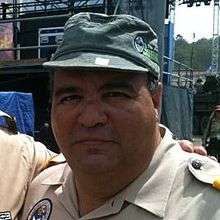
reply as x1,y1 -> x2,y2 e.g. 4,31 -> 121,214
194,77 -> 203,94
20,13 -> 220,219
0,114 -> 205,220
0,111 -> 58,220
203,105 -> 220,161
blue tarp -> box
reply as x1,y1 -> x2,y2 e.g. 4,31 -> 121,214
0,92 -> 35,135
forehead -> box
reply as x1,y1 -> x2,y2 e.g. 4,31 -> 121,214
53,69 -> 147,86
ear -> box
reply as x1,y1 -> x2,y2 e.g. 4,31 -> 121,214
151,82 -> 162,111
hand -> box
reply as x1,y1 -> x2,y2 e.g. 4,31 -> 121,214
178,140 -> 207,156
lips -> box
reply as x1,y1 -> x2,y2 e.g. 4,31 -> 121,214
73,139 -> 116,145
71,129 -> 120,145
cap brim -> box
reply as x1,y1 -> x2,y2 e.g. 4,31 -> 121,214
43,52 -> 158,77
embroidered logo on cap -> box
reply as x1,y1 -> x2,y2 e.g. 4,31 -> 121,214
27,199 -> 52,220
134,36 -> 145,53
134,36 -> 159,65
0,211 -> 12,220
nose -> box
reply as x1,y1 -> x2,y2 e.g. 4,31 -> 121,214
78,99 -> 108,128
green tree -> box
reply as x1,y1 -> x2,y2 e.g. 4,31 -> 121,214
192,38 -> 212,70
174,34 -> 191,67
174,35 -> 212,71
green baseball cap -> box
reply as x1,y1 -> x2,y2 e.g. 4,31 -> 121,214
43,12 -> 160,79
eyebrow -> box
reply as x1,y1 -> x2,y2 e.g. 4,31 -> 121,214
100,79 -> 136,93
53,76 -> 138,97
53,86 -> 81,97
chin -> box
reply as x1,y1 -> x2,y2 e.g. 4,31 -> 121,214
76,155 -> 118,174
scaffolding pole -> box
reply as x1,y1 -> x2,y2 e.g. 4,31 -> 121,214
113,0 -> 121,15
211,0 -> 220,76
0,13 -> 70,24
0,0 -> 105,20
0,44 -> 58,52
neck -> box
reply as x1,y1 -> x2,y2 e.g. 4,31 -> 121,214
75,172 -> 124,216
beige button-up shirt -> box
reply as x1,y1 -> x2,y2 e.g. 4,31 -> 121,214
0,129 -> 55,220
21,126 -> 220,220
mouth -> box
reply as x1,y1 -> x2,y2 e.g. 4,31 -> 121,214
74,139 -> 116,145
73,139 -> 117,155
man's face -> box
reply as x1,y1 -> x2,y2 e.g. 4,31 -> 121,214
51,69 -> 161,175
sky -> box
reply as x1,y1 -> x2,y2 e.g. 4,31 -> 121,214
174,2 -> 213,43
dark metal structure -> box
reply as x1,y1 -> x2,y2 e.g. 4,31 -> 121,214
178,0 -> 211,7
0,0 -> 105,20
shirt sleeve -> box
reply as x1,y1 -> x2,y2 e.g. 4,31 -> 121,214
0,129 -> 56,220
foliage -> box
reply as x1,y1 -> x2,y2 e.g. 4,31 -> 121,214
174,34 -> 213,71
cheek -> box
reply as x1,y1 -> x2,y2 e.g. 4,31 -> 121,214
109,105 -> 156,167
51,105 -> 76,146
111,103 -> 155,144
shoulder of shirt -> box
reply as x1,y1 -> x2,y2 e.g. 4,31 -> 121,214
174,146 -> 220,192
187,154 -> 220,189
30,162 -> 68,187
158,130 -> 220,193
0,129 -> 33,149
46,153 -> 66,168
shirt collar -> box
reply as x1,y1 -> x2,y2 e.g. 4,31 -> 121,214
41,164 -> 80,218
121,125 -> 180,218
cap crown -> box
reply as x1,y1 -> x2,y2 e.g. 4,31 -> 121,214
46,12 -> 160,79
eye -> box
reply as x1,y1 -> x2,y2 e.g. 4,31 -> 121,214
59,95 -> 82,104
